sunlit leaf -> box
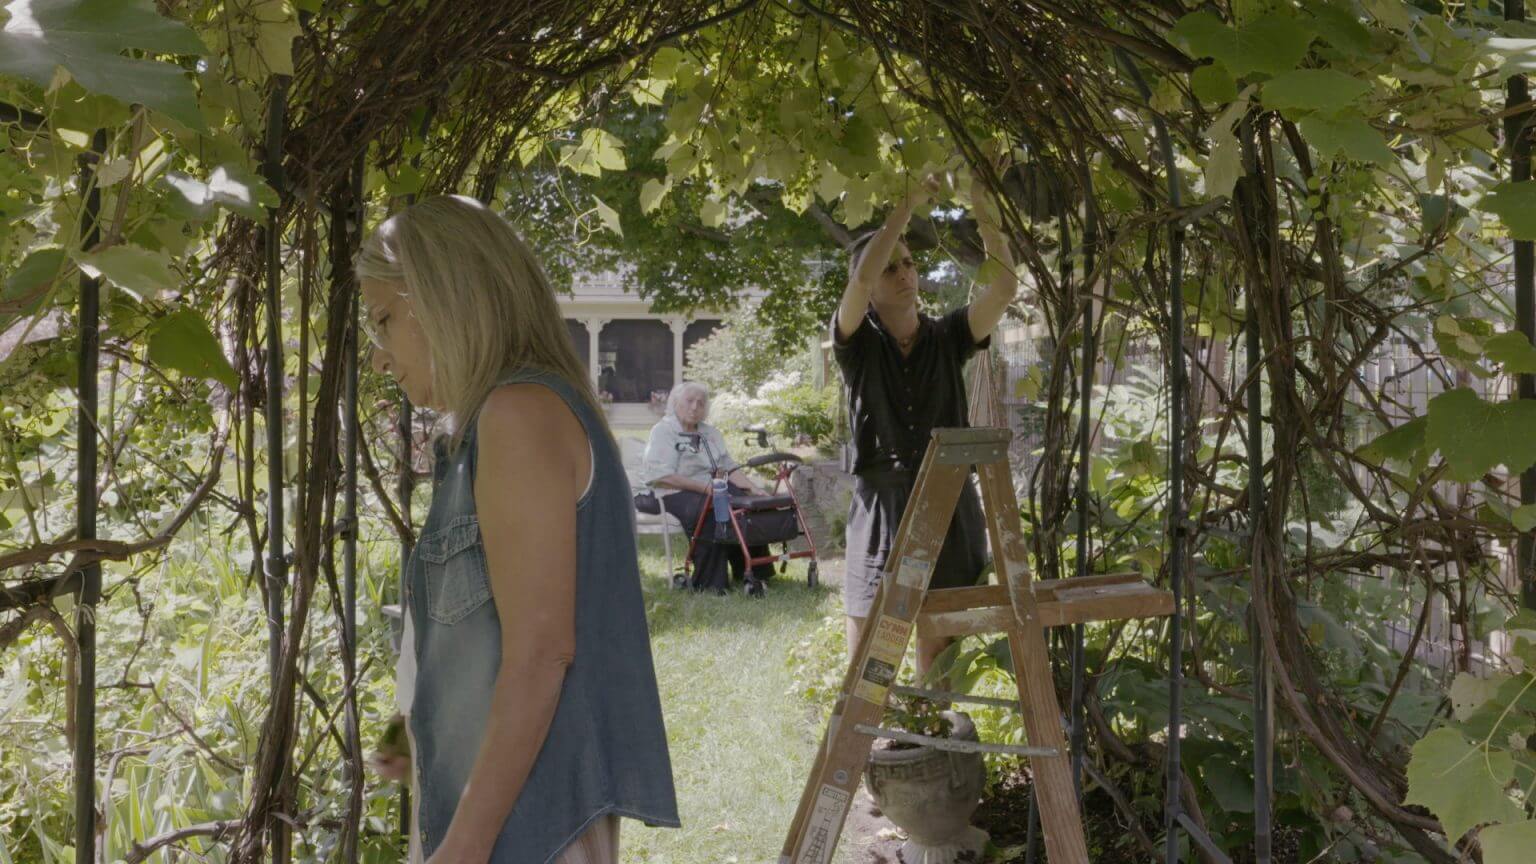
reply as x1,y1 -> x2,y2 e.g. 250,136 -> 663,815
699,197 -> 726,229
0,0 -> 204,130
73,244 -> 177,299
163,164 -> 278,219
639,178 -> 671,214
593,197 -> 623,237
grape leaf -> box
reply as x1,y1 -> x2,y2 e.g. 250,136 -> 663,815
1449,673 -> 1510,722
1484,331 -> 1536,374
1426,388 -> 1536,482
1484,822 -> 1536,864
1306,0 -> 1373,55
163,165 -> 279,219
0,0 -> 205,130
73,244 -> 176,300
249,0 -> 301,78
146,308 -> 237,388
560,128 -> 627,177
1171,11 -> 1315,77
649,45 -> 686,80
1,248 -> 68,316
1191,64 -> 1238,104
639,178 -> 671,214
1298,114 -> 1395,165
1358,416 -> 1426,466
699,197 -> 726,229
1404,728 -> 1524,843
1201,757 -> 1255,813
593,197 -> 622,238
1262,69 -> 1370,116
1479,181 -> 1536,241
1202,94 -> 1250,200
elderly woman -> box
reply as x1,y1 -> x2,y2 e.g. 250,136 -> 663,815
641,382 -> 774,594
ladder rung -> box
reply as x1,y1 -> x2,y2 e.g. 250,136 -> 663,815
891,684 -> 1018,710
853,723 -> 1058,757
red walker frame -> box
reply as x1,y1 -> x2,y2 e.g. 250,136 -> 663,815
677,446 -> 821,595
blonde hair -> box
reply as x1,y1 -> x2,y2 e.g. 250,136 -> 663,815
355,195 -> 601,445
666,381 -> 710,421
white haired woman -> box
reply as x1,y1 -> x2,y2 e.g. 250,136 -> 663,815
640,382 -> 774,594
358,195 -> 678,864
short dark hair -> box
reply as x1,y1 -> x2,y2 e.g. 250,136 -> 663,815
847,230 -> 905,275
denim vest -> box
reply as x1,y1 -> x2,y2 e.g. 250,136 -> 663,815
405,367 -> 679,862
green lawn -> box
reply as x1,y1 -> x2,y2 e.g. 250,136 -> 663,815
621,536 -> 850,864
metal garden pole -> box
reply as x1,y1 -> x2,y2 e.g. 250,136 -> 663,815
1507,1 -> 1536,611
1025,200 -> 1079,864
1236,111 -> 1275,864
261,79 -> 292,864
341,160 -> 365,864
72,128 -> 106,864
1110,47 -> 1206,864
395,400 -> 412,842
1246,282 -> 1273,864
1070,174 -> 1099,804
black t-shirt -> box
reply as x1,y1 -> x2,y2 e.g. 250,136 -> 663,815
832,306 -> 991,476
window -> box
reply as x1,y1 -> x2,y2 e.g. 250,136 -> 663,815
597,320 -> 673,403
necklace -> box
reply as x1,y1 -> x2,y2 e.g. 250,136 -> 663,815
895,330 -> 918,351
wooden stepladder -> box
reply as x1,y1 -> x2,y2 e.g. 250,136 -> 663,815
781,428 -> 1174,864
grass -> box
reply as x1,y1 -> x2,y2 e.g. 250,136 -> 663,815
621,535 -> 851,864
0,526 -> 853,864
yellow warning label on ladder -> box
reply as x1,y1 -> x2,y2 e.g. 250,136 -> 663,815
853,615 -> 911,704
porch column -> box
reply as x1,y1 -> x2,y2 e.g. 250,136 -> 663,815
668,317 -> 686,388
584,317 -> 608,392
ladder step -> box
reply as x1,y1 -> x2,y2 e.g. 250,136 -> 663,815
917,578 -> 1174,640
852,723 -> 1059,757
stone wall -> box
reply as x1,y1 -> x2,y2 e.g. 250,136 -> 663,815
788,459 -> 855,556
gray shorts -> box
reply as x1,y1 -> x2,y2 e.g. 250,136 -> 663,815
843,470 -> 989,619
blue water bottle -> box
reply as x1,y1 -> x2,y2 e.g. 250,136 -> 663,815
711,477 -> 731,539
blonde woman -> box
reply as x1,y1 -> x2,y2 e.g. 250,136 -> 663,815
358,195 -> 678,864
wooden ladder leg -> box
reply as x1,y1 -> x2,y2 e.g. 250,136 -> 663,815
978,462 -> 1090,864
780,462 -> 968,863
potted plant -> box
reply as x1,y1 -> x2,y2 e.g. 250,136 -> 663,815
865,693 -> 989,863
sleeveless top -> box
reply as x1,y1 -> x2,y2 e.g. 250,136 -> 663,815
403,367 -> 679,862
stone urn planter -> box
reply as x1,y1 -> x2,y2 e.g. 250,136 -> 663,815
865,710 -> 989,864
